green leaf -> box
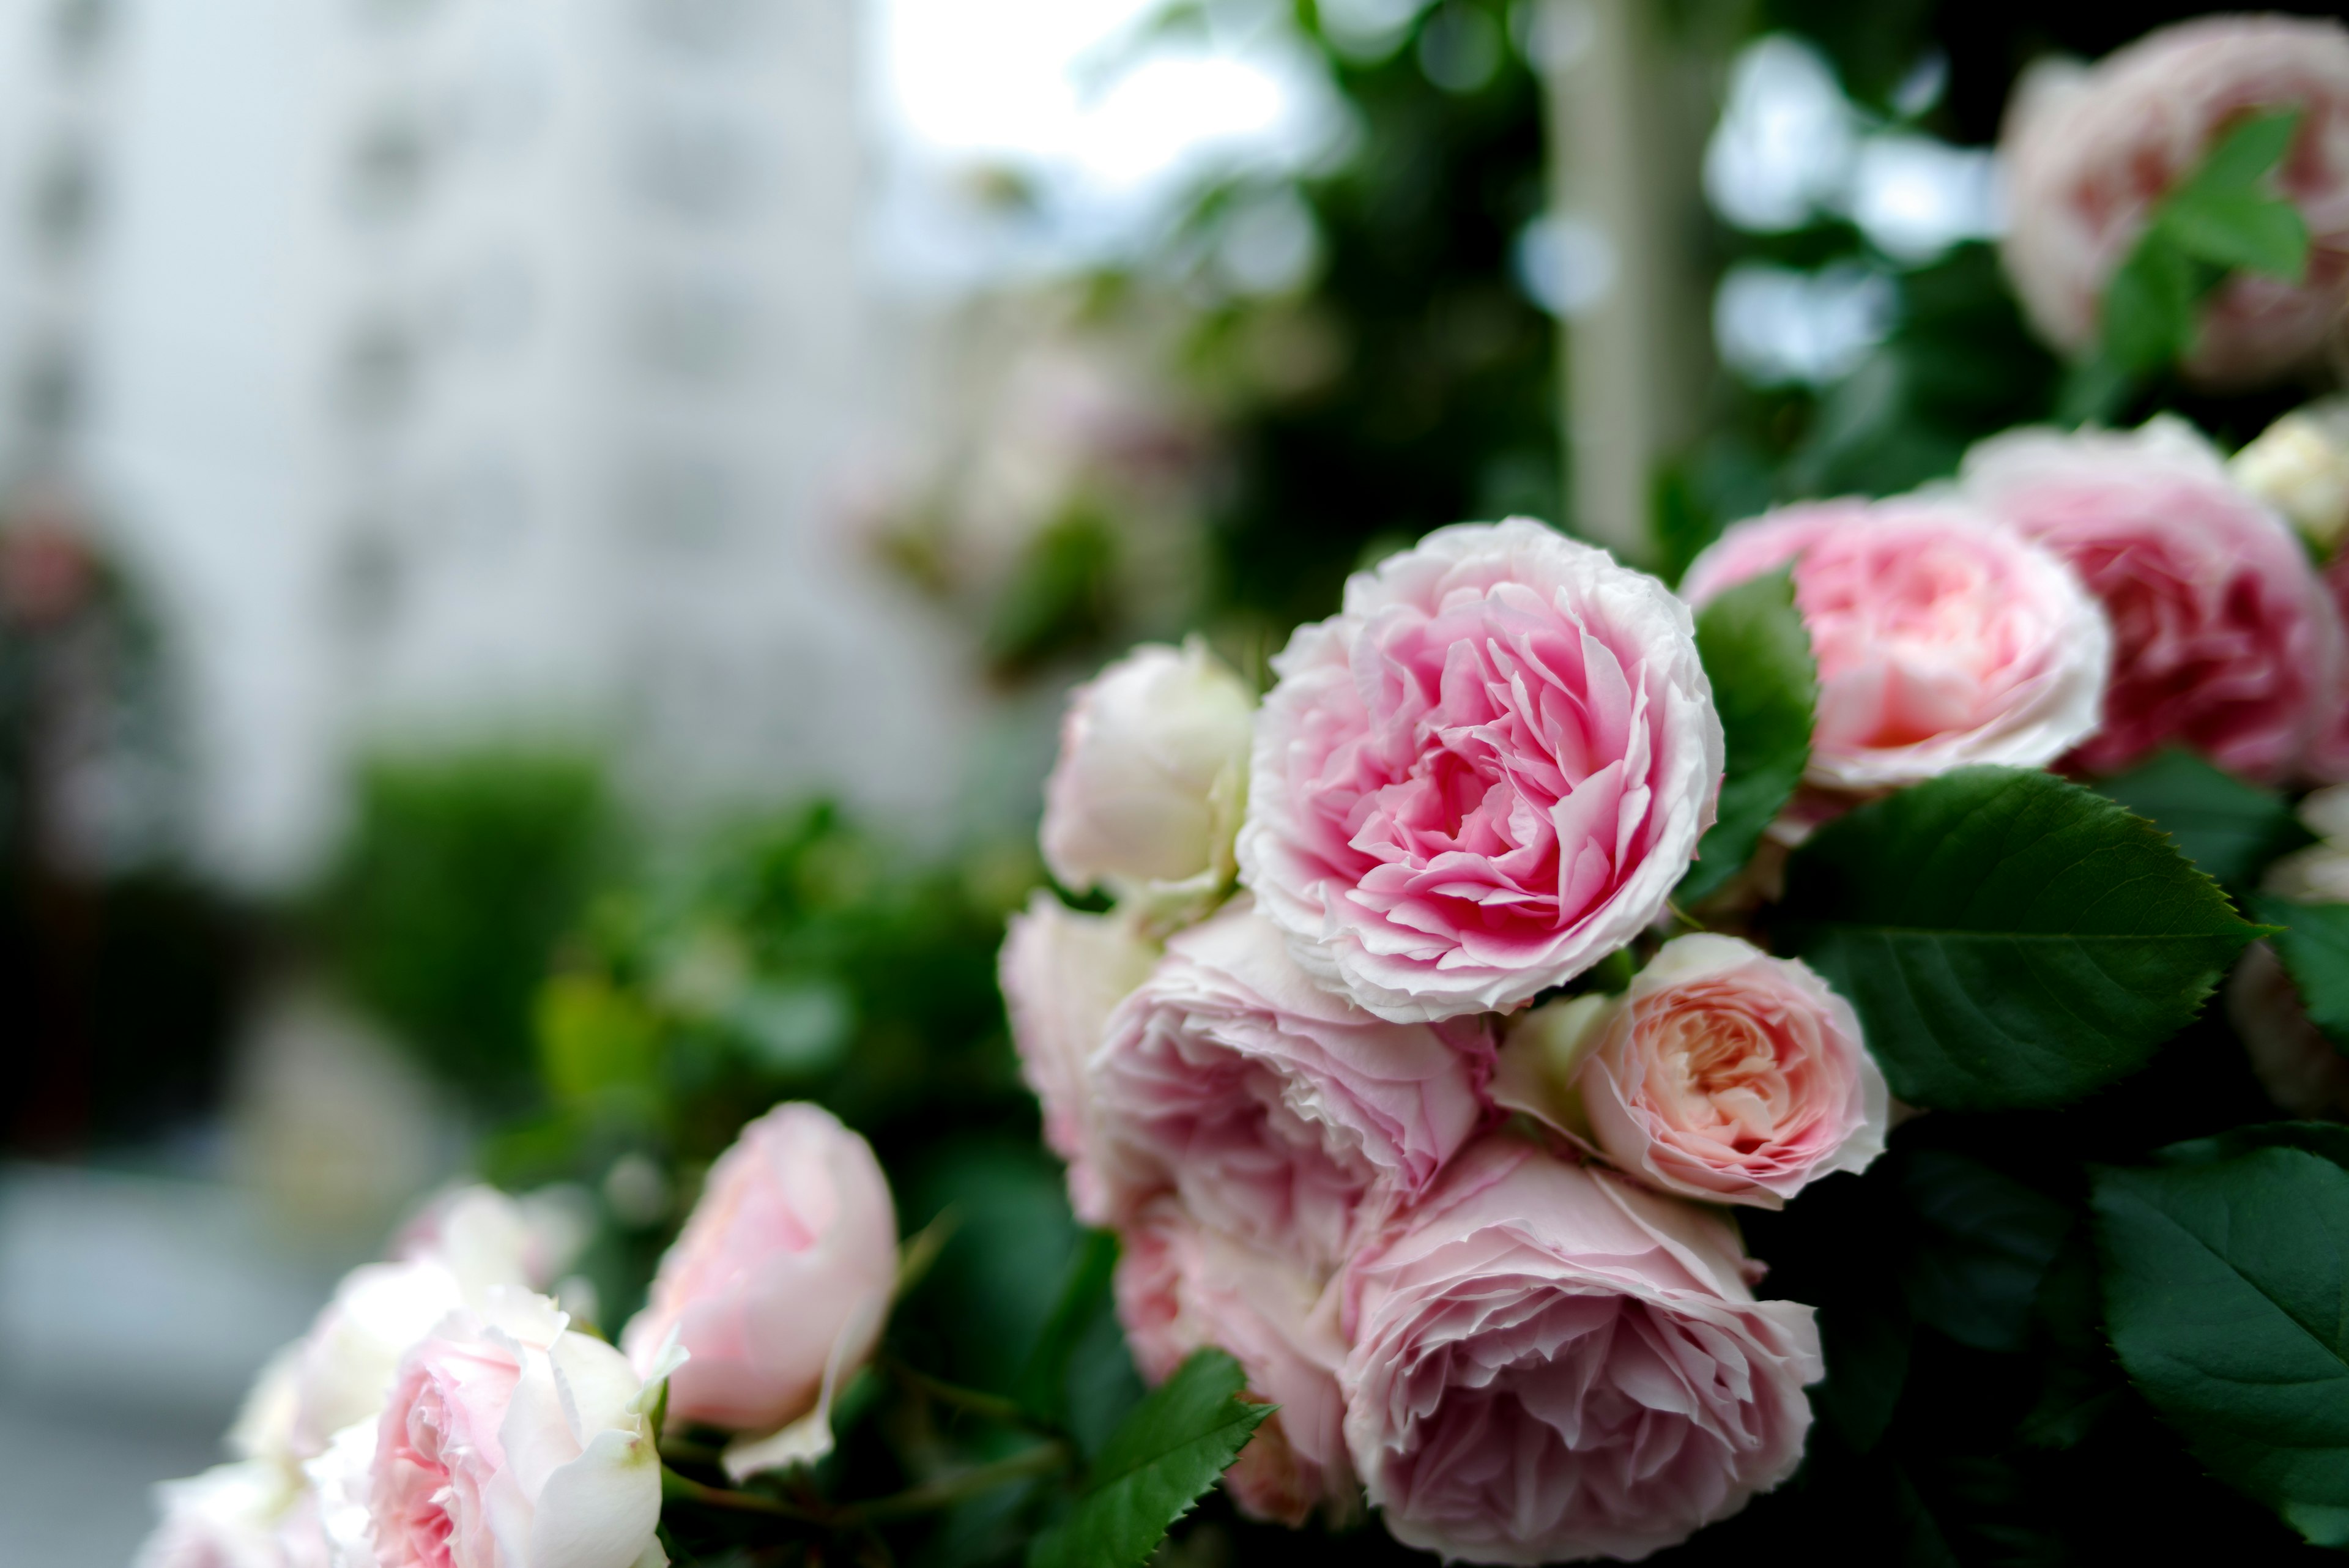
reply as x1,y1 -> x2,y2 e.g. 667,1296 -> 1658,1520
1898,1151 -> 2073,1353
1679,570 -> 1816,905
2093,1148 -> 2349,1547
1777,767 -> 2260,1110
2096,748 -> 2312,887
2180,108 -> 2303,195
2159,1120 -> 2349,1171
2247,895 -> 2349,1050
1018,1229 -> 1121,1425
2102,233 -> 2198,373
1027,1349 -> 1272,1568
2161,189 -> 2310,283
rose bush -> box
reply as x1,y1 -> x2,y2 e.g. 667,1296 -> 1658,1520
1240,518 -> 1722,1022
1682,497 -> 2110,792
1339,1135 -> 1821,1564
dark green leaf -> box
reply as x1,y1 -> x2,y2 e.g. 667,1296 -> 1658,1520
2248,894 -> 2349,1050
1027,1349 -> 1272,1568
1680,570 -> 1816,905
2159,1120 -> 2349,1171
1778,767 -> 2260,1110
2102,234 -> 2197,373
1018,1229 -> 1121,1425
1898,1151 -> 2073,1353
2055,347 -> 2135,429
2160,189 -> 2310,283
2180,108 -> 2303,195
2093,1148 -> 2349,1547
1812,1295 -> 1910,1452
2096,749 -> 2312,888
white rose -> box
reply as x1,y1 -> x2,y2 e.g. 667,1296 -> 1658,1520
2234,398 -> 2349,555
134,1460 -> 316,1568
1041,637 -> 1254,926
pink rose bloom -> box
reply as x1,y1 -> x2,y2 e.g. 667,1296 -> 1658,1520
2000,15 -> 2349,388
2312,557 -> 2349,780
1239,519 -> 1722,1023
1575,934 -> 1887,1208
621,1102 -> 897,1435
135,1462 -> 317,1568
1340,1137 -> 1820,1565
999,893 -> 1160,1226
1964,420 -> 2345,782
1682,499 -> 2110,791
365,1291 -> 670,1568
1115,1200 -> 1357,1527
1091,897 -> 1491,1274
2229,940 -> 2349,1119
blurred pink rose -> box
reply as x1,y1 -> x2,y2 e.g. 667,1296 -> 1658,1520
2000,15 -> 2349,388
1115,1200 -> 1357,1527
134,1462 -> 317,1568
999,893 -> 1160,1225
1339,1137 -> 1820,1565
366,1291 -> 668,1568
1575,934 -> 1887,1208
1239,519 -> 1721,1023
622,1102 -> 897,1435
2229,940 -> 2349,1118
1683,499 -> 2110,791
2312,557 -> 2349,780
1964,420 -> 2344,782
1091,898 -> 1491,1274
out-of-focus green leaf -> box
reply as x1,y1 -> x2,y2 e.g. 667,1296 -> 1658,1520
2096,749 -> 2312,888
2094,1148 -> 2349,1546
1779,767 -> 2258,1110
2162,191 -> 2309,282
1027,1349 -> 1271,1568
1898,1151 -> 2071,1354
2103,235 -> 2196,373
2246,895 -> 2349,1050
1019,1229 -> 1121,1425
1680,570 -> 1814,905
536,972 -> 661,1102
2158,1120 -> 2349,1170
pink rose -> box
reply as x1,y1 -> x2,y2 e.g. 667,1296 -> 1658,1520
2228,940 -> 2349,1119
1964,420 -> 2345,782
621,1102 -> 897,1436
999,893 -> 1160,1225
1682,499 -> 2110,791
2312,557 -> 2349,780
1239,519 -> 1722,1022
1570,934 -> 1886,1208
135,1462 -> 319,1568
1091,897 -> 1491,1274
1339,1137 -> 1820,1565
1115,1200 -> 1357,1527
362,1291 -> 669,1568
2000,15 -> 2349,388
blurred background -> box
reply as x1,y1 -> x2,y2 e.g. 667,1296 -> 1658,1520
0,0 -> 2332,1559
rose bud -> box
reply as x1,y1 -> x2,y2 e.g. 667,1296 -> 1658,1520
1041,637 -> 1255,926
1498,934 -> 1888,1208
134,1461 -> 313,1568
1240,518 -> 1723,1022
1963,420 -> 2345,784
2229,941 -> 2349,1120
1091,898 -> 1491,1274
1340,1135 -> 1820,1565
620,1103 -> 898,1440
2233,397 -> 2349,557
999,892 -> 1160,1225
320,1290 -> 675,1568
2000,15 -> 2349,389
1682,499 -> 2110,793
1116,1200 -> 1358,1528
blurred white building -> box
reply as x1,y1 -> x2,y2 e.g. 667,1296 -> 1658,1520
0,0 -> 970,886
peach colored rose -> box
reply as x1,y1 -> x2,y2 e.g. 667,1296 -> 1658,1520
1240,519 -> 1721,1023
2000,15 -> 2349,388
621,1103 -> 897,1438
1090,899 -> 1492,1274
1339,1136 -> 1820,1565
1682,498 -> 2109,791
998,893 -> 1160,1225
1115,1200 -> 1357,1527
1964,420 -> 2344,782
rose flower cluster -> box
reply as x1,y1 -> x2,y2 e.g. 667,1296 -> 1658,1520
136,1104 -> 902,1568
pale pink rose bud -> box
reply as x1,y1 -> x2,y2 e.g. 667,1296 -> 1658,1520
1682,499 -> 2110,792
1340,1137 -> 1821,1565
1115,1200 -> 1358,1528
2000,15 -> 2349,388
1091,898 -> 1492,1274
358,1290 -> 672,1568
621,1102 -> 897,1436
2229,941 -> 2349,1119
1963,420 -> 2345,782
1041,638 -> 1255,920
998,892 -> 1160,1226
2233,397 -> 2349,555
135,1461 -> 313,1568
1549,934 -> 1887,1208
1239,519 -> 1723,1022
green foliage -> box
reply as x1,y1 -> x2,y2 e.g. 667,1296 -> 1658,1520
1896,1151 -> 2071,1354
1028,1350 -> 1271,1568
1679,570 -> 1814,905
2246,894 -> 2349,1052
2096,749 -> 2312,888
1778,767 -> 2258,1110
2093,1146 -> 2349,1546
319,749 -> 614,1102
